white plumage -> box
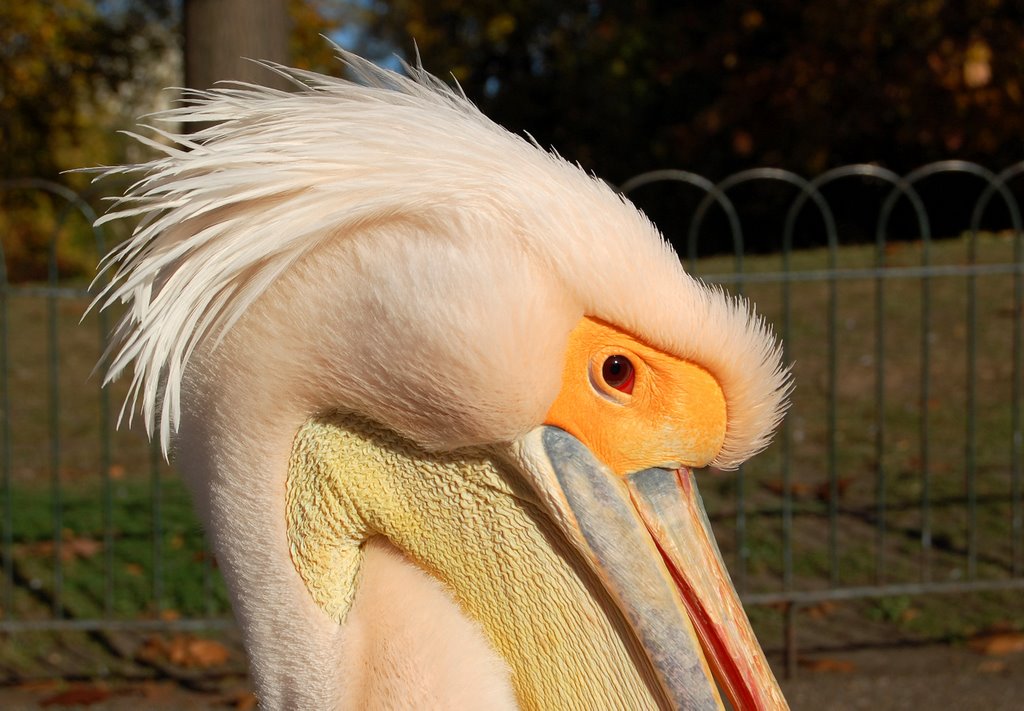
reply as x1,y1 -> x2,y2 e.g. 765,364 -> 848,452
92,50 -> 788,468
88,49 -> 793,709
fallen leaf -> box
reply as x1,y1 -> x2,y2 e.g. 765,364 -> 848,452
159,608 -> 181,621
133,680 -> 174,700
171,637 -> 231,668
137,635 -> 166,665
798,657 -> 856,673
761,480 -> 812,499
193,550 -> 219,567
39,685 -> 111,706
899,607 -> 920,623
12,680 -> 59,693
804,601 -> 839,620
140,634 -> 232,668
220,690 -> 258,710
969,631 -> 1024,656
815,477 -> 853,502
978,659 -> 1007,674
65,536 -> 102,559
124,562 -> 144,577
20,534 -> 102,562
108,464 -> 126,479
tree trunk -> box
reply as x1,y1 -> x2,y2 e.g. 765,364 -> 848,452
184,0 -> 292,92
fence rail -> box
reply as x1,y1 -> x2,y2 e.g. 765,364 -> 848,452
2,163 -> 1022,677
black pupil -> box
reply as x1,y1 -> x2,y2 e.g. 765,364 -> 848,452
602,356 -> 632,387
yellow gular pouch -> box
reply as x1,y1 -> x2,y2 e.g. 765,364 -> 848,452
544,317 -> 727,476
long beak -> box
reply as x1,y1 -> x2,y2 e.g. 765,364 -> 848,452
515,426 -> 787,710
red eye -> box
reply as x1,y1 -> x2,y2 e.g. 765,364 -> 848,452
601,355 -> 635,394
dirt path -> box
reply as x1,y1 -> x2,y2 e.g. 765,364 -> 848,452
0,642 -> 1021,709
781,642 -> 1024,710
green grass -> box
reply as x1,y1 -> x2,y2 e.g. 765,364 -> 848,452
688,230 -> 1024,647
7,477 -> 228,621
0,230 -> 1021,667
1,283 -> 231,632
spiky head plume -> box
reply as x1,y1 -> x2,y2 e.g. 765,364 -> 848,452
91,48 -> 790,467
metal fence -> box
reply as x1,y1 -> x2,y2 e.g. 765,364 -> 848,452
1,162 -> 1022,677
0,179 -> 230,646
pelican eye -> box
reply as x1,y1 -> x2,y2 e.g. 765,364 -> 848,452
601,355 -> 635,394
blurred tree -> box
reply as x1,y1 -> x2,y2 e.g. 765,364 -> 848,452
356,0 -> 1024,183
184,0 -> 291,92
6,0 -> 1024,266
290,0 -> 351,74
1,0 -> 343,280
0,0 -> 177,182
1,1 -> 177,281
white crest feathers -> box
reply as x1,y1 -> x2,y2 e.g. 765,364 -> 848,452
90,48 -> 790,467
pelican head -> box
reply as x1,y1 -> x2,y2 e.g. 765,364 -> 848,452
93,50 -> 790,709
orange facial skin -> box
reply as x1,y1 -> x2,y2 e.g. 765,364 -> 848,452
544,317 -> 727,476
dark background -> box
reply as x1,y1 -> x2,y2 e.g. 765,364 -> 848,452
4,0 -> 1023,267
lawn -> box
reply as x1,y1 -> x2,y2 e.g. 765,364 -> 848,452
0,230 -> 1021,671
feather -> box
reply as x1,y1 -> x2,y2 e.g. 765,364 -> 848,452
89,46 -> 790,467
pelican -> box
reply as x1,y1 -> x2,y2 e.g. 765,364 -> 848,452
91,50 -> 791,710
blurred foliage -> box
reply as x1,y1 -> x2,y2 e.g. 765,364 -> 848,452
1,1 -> 177,281
1,0 -> 177,183
0,191 -> 100,282
1,0 -> 338,281
6,0 -> 1024,184
355,0 -> 1024,182
289,0 -> 350,73
6,0 -> 1024,279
